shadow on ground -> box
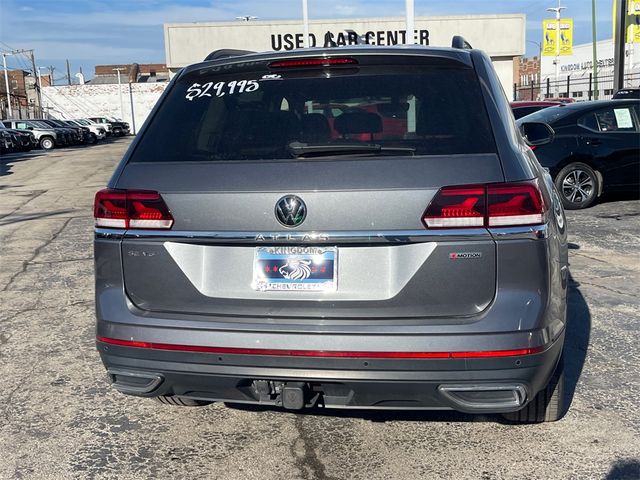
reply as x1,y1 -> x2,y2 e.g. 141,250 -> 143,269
0,151 -> 44,177
606,459 -> 640,480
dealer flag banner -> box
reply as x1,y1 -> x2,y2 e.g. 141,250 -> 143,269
614,0 -> 640,43
558,19 -> 573,55
542,20 -> 558,56
542,19 -> 573,56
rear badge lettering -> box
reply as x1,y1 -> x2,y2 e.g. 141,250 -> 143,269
449,252 -> 482,259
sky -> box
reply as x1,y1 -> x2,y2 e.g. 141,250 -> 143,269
0,0 -> 615,81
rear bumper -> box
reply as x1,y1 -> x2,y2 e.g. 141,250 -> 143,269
97,330 -> 564,412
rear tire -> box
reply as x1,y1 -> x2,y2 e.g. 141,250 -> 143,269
154,395 -> 213,407
502,356 -> 566,423
555,163 -> 599,209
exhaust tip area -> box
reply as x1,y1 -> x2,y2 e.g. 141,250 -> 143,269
107,369 -> 164,395
438,384 -> 527,413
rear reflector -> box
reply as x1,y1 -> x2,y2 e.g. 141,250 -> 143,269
268,57 -> 358,68
94,189 -> 174,229
423,180 -> 545,229
96,336 -> 544,358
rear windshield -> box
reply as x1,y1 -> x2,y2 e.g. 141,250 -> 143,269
130,62 -> 496,162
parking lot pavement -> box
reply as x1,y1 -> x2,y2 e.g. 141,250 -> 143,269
1,140 -> 639,480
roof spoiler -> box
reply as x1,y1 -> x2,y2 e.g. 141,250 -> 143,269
204,49 -> 256,62
451,36 -> 473,50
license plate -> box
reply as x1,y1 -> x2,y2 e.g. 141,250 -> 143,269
253,246 -> 337,292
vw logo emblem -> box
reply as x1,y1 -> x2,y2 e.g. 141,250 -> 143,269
275,195 -> 306,227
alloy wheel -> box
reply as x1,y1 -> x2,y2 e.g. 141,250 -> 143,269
561,169 -> 594,205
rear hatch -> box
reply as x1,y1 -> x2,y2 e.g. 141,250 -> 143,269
110,52 -> 503,321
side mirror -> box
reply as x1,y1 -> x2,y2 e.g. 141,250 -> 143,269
520,122 -> 555,146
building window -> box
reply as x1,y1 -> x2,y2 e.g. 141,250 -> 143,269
572,91 -> 583,98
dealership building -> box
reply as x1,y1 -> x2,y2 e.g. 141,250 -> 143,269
164,15 -> 525,94
540,39 -> 640,99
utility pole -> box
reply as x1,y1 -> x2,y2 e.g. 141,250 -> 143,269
405,0 -> 415,44
591,0 -> 599,99
302,0 -> 309,48
613,0 -> 628,92
66,59 -> 71,85
1,48 -> 37,117
113,67 -> 126,120
48,66 -> 56,86
547,1 -> 566,98
1,52 -> 13,117
29,51 -> 43,116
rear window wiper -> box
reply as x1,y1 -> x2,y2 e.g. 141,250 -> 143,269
288,142 -> 416,158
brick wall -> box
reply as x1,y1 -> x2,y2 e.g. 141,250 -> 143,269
39,83 -> 168,132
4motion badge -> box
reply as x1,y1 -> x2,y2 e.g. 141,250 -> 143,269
449,252 -> 482,259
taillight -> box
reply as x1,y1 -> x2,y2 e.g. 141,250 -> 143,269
94,189 -> 174,229
423,185 -> 485,228
268,57 -> 358,68
487,182 -> 544,227
423,180 -> 545,229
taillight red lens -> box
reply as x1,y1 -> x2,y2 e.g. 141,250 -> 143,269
422,180 -> 545,229
268,57 -> 358,68
423,185 -> 485,228
487,182 -> 544,227
94,189 -> 174,229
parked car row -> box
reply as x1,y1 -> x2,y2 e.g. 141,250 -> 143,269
514,99 -> 640,209
0,116 -> 130,154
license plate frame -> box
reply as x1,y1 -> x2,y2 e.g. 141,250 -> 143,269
252,246 -> 337,292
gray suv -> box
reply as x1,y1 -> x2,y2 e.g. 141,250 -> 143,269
2,119 -> 59,150
95,38 -> 569,422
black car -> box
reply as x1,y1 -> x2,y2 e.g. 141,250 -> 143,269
0,130 -> 16,154
40,119 -> 83,145
0,123 -> 36,152
613,88 -> 640,100
517,100 -> 640,209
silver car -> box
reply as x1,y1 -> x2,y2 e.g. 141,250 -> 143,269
94,39 -> 569,422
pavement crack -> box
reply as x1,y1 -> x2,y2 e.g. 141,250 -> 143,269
290,416 -> 334,480
571,252 -> 608,264
29,257 -> 93,266
1,217 -> 75,292
0,189 -> 48,220
579,281 -> 635,297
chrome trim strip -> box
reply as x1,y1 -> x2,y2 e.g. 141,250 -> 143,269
97,228 -> 490,243
95,226 -> 548,243
488,224 -> 548,240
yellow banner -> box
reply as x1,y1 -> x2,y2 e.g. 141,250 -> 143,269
558,19 -> 573,55
542,20 -> 558,56
614,0 -> 640,43
542,19 -> 573,56
631,1 -> 640,43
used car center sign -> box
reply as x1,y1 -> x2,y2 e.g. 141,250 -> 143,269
270,28 -> 430,50
163,15 -> 525,93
